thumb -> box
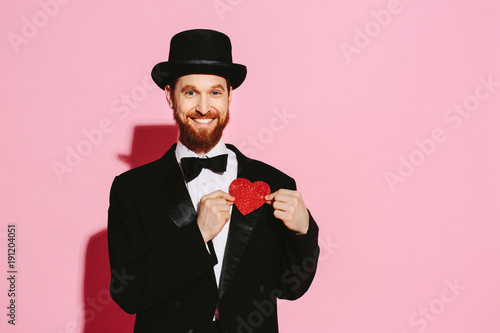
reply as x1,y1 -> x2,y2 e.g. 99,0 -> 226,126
265,192 -> 276,205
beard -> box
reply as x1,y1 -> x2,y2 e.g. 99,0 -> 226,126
174,109 -> 230,154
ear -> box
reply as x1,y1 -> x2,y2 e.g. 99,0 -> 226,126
228,86 -> 233,105
165,85 -> 174,109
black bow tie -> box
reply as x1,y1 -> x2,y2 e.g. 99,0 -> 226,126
180,154 -> 228,182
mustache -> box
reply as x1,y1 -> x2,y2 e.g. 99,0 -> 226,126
186,111 -> 220,119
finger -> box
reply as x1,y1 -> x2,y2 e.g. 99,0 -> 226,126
274,192 -> 302,207
218,190 -> 235,202
205,200 -> 234,215
273,209 -> 290,223
200,191 -> 235,205
265,191 -> 277,204
266,190 -> 293,205
214,202 -> 233,212
273,188 -> 296,197
203,190 -> 235,202
272,200 -> 291,213
268,189 -> 298,202
212,208 -> 231,220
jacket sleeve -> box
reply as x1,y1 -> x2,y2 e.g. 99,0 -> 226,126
107,176 -> 217,314
276,181 -> 320,300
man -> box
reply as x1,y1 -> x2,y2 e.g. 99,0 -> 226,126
107,29 -> 319,333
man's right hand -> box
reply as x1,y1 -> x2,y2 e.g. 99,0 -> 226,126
197,190 -> 234,243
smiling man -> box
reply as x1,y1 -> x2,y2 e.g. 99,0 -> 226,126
107,29 -> 319,333
169,74 -> 231,156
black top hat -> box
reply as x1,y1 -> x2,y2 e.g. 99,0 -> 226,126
151,29 -> 247,90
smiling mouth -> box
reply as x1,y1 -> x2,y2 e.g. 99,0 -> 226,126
191,118 -> 215,124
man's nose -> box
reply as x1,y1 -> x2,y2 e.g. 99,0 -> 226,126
196,94 -> 210,115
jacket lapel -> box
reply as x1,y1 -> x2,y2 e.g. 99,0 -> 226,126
156,144 -> 198,229
219,144 -> 264,299
156,144 -> 217,285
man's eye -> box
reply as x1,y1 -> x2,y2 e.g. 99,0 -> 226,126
212,91 -> 221,96
185,91 -> 196,96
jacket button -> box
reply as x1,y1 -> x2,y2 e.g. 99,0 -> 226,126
174,300 -> 182,308
259,285 -> 266,292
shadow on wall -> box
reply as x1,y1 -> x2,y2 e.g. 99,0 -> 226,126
82,125 -> 179,332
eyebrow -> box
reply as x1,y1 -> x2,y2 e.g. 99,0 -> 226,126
211,84 -> 225,91
180,84 -> 226,93
180,85 -> 197,93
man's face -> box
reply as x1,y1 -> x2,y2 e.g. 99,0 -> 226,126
166,74 -> 232,155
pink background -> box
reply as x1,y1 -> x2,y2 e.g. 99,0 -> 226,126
2,0 -> 500,332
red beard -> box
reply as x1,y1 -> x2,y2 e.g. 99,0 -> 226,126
174,110 -> 230,154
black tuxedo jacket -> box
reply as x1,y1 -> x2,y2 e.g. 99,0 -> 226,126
107,144 -> 319,333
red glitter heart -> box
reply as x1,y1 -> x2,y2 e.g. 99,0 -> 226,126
229,178 -> 271,215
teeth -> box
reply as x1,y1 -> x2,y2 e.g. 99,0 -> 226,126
193,118 -> 214,124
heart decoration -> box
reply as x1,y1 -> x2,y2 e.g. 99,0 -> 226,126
229,178 -> 271,215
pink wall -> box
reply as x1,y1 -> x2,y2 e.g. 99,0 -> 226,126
2,0 -> 500,332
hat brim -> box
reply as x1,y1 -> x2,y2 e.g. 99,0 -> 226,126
151,61 -> 247,90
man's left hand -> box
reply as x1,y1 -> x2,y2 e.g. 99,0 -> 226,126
265,189 -> 309,235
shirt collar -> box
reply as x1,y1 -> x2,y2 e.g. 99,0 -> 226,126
175,139 -> 228,164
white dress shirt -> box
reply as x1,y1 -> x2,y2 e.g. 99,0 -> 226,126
175,139 -> 238,288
